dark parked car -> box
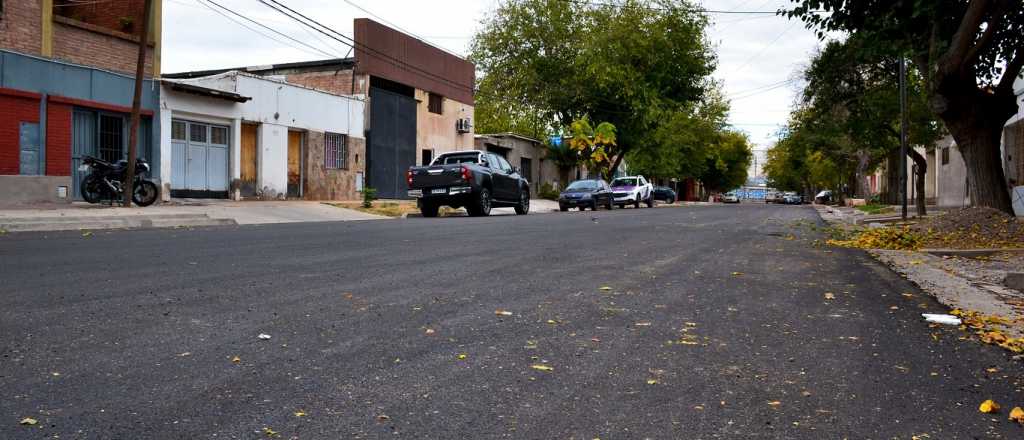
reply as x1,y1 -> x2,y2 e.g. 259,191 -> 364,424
559,179 -> 614,211
407,151 -> 530,217
652,186 -> 677,204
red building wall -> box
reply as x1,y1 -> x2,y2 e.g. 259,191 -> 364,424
46,103 -> 73,176
0,93 -> 42,175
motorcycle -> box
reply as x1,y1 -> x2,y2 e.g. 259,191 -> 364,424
79,155 -> 159,207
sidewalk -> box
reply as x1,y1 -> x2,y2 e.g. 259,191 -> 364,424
813,204 -> 1024,342
0,200 -> 387,233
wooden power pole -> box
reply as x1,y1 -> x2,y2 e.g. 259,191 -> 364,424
124,0 -> 153,207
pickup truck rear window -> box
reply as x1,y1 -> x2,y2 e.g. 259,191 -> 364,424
437,153 -> 480,165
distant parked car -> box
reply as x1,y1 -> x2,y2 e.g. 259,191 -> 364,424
782,191 -> 803,204
814,190 -> 833,204
652,186 -> 677,204
765,190 -> 782,204
722,191 -> 740,204
610,175 -> 654,208
559,179 -> 614,211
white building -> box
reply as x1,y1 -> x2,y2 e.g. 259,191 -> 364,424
159,71 -> 366,201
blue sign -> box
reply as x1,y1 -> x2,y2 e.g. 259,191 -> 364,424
550,136 -> 563,147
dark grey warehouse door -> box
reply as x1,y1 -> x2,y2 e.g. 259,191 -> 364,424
368,86 -> 416,199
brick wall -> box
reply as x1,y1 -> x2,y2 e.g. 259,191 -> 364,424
46,102 -> 72,176
52,20 -> 154,76
0,94 -> 42,175
55,0 -> 146,37
304,132 -> 366,200
0,1 -> 43,55
285,70 -> 355,95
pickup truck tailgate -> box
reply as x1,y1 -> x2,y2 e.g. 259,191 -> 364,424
409,165 -> 464,188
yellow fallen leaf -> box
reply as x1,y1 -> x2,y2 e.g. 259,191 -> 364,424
889,306 -> 899,310
530,364 -> 553,371
768,401 -> 781,406
231,356 -> 241,363
635,322 -> 652,327
20,417 -> 38,425
599,286 -> 612,291
425,328 -> 435,334
1009,407 -> 1024,423
693,405 -> 704,410
824,292 -> 835,300
262,427 -> 280,437
986,367 -> 999,373
685,322 -> 698,327
646,378 -> 658,385
81,231 -> 93,237
979,399 -> 1001,413
494,309 -> 513,316
294,410 -> 306,417
457,353 -> 467,360
731,272 -> 743,276
546,319 -> 558,324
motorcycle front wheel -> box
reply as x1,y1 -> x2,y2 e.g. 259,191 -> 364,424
132,180 -> 159,207
81,175 -> 103,204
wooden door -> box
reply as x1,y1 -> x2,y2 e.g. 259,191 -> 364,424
240,124 -> 258,196
287,131 -> 302,198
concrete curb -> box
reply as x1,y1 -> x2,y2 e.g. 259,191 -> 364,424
0,214 -> 236,233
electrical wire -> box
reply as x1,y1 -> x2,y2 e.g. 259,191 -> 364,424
200,0 -> 339,59
192,0 -> 330,59
339,0 -> 464,57
258,0 -> 475,94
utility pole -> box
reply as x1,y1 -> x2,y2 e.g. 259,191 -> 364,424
123,0 -> 153,207
898,56 -> 908,220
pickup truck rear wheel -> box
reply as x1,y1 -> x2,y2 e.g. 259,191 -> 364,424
420,201 -> 439,218
469,188 -> 492,217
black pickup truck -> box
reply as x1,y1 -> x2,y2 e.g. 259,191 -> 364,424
407,151 -> 531,217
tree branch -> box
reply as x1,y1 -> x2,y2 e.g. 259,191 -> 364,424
941,0 -> 991,75
997,47 -> 1024,93
964,14 -> 1001,67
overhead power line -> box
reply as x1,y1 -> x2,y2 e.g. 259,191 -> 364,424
258,0 -> 475,94
197,0 -> 339,58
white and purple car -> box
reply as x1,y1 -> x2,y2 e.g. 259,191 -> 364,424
610,175 -> 654,208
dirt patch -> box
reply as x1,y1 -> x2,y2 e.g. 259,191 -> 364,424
328,202 -> 463,218
911,207 -> 1024,249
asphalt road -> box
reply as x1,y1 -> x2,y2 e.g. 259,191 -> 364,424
2,204 -> 1023,439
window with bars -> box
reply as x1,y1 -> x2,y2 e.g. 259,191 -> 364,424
190,123 -> 207,143
210,126 -> 228,145
325,133 -> 348,169
98,114 -> 124,162
428,93 -> 443,115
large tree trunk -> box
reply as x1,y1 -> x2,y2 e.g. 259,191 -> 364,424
928,73 -> 1016,214
907,148 -> 928,216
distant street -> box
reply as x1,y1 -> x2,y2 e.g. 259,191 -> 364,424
2,205 -> 1021,439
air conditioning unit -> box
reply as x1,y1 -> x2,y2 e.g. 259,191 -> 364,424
456,118 -> 472,133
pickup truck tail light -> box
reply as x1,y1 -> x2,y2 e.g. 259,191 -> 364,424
406,170 -> 413,187
461,166 -> 472,181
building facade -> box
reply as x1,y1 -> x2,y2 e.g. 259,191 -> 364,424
165,18 -> 475,200
0,0 -> 162,204
160,72 -> 365,200
474,133 -> 565,198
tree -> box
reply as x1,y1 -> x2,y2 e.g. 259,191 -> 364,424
544,141 -> 580,188
697,130 -> 754,192
786,0 -> 1024,214
797,38 -> 941,214
568,117 -> 617,179
470,0 -> 716,167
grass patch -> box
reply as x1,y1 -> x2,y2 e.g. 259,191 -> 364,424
855,204 -> 895,215
327,202 -> 464,218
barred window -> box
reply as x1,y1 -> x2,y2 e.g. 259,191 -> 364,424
428,93 -> 443,114
325,133 -> 348,169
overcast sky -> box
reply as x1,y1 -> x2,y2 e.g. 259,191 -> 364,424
163,0 -> 826,175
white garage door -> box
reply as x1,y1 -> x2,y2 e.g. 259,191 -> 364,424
171,120 -> 229,196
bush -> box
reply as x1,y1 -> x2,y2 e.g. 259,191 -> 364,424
539,182 -> 561,200
361,187 -> 377,208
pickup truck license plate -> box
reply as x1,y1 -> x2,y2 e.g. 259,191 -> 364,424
432,188 -> 447,194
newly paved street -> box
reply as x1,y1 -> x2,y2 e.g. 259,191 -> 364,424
2,205 -> 1023,439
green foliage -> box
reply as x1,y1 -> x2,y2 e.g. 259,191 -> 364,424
698,130 -> 753,192
568,117 -> 617,179
470,0 -> 716,160
361,187 -> 377,208
538,181 -> 561,200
